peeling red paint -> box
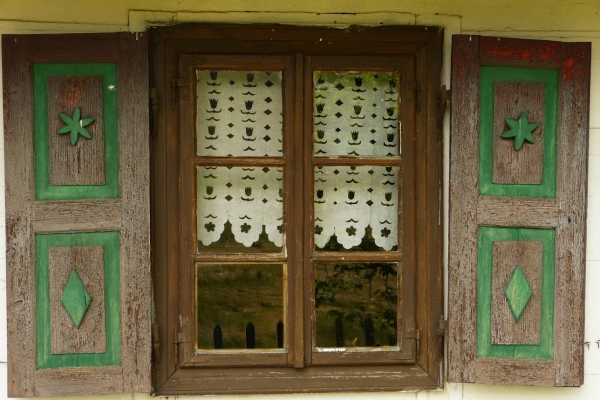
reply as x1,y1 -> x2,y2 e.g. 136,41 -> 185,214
57,77 -> 88,111
481,38 -> 561,65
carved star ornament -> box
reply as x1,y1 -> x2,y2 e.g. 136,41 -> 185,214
501,112 -> 539,151
57,107 -> 95,145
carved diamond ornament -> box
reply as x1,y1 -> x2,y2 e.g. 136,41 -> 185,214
504,265 -> 532,322
61,269 -> 92,328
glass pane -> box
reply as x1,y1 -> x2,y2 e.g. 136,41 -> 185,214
313,72 -> 400,157
196,70 -> 283,157
196,264 -> 285,350
197,166 -> 283,253
314,263 -> 398,348
314,166 -> 399,251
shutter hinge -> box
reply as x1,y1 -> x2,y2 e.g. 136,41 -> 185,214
438,318 -> 448,337
405,328 -> 421,360
174,320 -> 191,366
438,85 -> 451,106
171,78 -> 189,109
151,323 -> 162,370
150,87 -> 158,138
406,79 -> 421,112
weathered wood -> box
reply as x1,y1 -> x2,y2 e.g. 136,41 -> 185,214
3,32 -> 151,397
479,36 -> 562,69
49,246 -> 106,355
47,76 -> 106,186
448,34 -> 480,384
553,41 -> 590,387
3,34 -> 36,398
477,196 -> 558,228
157,364 -> 438,395
33,200 -> 121,232
34,367 -> 124,397
492,82 -> 545,184
415,30 -> 445,380
448,35 -> 590,387
474,359 -> 555,386
117,32 -> 152,393
491,241 -> 542,345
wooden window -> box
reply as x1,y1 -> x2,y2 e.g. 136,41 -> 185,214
151,25 -> 444,394
2,33 -> 151,397
448,35 -> 591,386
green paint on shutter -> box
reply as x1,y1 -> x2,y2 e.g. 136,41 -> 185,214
504,265 -> 533,322
61,269 -> 92,328
479,67 -> 558,198
477,227 -> 555,359
36,232 -> 121,369
33,63 -> 119,200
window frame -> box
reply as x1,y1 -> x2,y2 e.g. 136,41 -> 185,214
150,24 -> 444,395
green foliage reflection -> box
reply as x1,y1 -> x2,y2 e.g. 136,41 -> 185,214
314,263 -> 398,347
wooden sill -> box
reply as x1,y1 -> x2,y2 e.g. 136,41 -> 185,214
154,364 -> 440,395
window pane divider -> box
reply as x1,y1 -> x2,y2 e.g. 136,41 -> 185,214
312,157 -> 402,167
194,253 -> 287,263
311,252 -> 401,262
195,156 -> 285,166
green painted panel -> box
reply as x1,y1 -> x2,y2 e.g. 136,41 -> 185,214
36,232 -> 121,369
479,67 -> 558,198
34,63 -> 119,200
477,227 -> 555,359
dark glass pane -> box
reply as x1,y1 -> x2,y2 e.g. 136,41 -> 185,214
196,70 -> 283,157
196,264 -> 285,350
314,263 -> 398,348
197,166 -> 283,253
314,166 -> 399,252
313,71 -> 400,157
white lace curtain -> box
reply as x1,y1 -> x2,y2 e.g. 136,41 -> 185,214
197,166 -> 283,248
195,70 -> 400,251
314,166 -> 399,251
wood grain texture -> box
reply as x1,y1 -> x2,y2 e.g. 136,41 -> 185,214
448,35 -> 590,387
491,241 -> 542,345
49,246 -> 106,354
33,200 -> 121,232
474,359 -> 555,386
552,41 -> 590,387
3,32 -> 151,397
479,36 -> 562,69
34,367 -> 124,397
492,82 -> 545,184
117,32 -> 152,393
413,30 -> 445,382
3,34 -> 36,398
47,76 -> 106,186
477,196 -> 558,228
448,34 -> 480,384
157,364 -> 438,395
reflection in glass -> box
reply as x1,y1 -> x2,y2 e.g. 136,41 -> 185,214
314,166 -> 399,251
196,70 -> 283,157
197,166 -> 283,253
313,72 -> 400,157
196,264 -> 285,350
314,263 -> 398,348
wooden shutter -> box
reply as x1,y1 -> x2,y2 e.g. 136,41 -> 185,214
3,33 -> 151,397
448,35 -> 590,386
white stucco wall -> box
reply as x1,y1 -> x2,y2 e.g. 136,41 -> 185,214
1,1 -> 600,399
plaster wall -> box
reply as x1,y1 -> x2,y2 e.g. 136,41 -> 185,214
1,1 -> 600,399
